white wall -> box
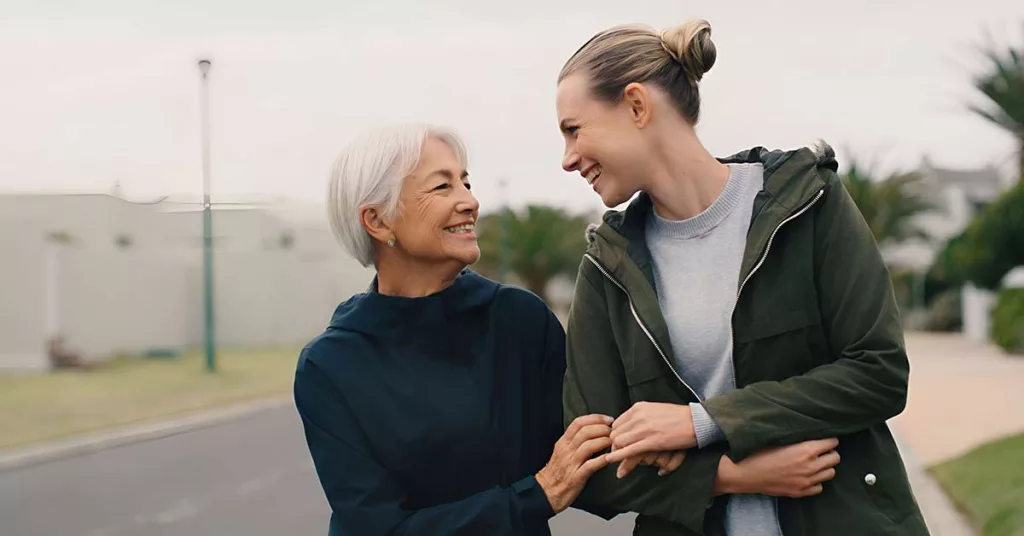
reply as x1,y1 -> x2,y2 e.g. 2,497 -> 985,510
56,249 -> 199,360
213,248 -> 373,348
0,219 -> 49,371
962,282 -> 997,343
0,195 -> 374,371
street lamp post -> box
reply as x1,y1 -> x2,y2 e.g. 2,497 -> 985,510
498,178 -> 510,283
198,59 -> 216,372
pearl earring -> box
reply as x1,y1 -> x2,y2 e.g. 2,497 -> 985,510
387,238 -> 395,248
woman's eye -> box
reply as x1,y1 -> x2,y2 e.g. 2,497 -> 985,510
434,183 -> 450,191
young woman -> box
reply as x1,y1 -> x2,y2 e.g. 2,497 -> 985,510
556,20 -> 929,536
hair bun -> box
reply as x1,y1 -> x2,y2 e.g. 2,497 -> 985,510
660,19 -> 716,83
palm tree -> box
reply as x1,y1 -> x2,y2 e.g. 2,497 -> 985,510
841,161 -> 934,246
970,34 -> 1024,179
474,204 -> 592,303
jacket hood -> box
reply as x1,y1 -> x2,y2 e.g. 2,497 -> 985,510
327,269 -> 499,338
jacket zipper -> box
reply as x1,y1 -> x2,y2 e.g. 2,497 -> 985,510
736,188 -> 825,299
582,254 -> 701,402
729,187 -> 824,536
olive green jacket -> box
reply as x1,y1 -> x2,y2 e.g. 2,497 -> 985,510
563,142 -> 929,535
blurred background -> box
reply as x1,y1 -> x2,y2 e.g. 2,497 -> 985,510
1,1 -> 1023,535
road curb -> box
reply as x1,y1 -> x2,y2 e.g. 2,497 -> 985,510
893,429 -> 976,536
0,395 -> 292,472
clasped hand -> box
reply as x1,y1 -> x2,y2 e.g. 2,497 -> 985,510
606,401 -> 697,478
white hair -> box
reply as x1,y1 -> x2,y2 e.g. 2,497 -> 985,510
326,123 -> 468,267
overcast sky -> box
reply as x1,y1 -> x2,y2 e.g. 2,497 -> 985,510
1,0 -> 1022,215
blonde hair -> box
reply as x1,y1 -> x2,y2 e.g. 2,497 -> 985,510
326,124 -> 468,267
559,19 -> 716,124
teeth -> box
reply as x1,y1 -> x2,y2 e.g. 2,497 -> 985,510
445,224 -> 475,233
585,169 -> 601,185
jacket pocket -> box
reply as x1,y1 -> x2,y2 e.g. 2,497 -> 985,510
842,429 -> 913,525
735,307 -> 817,343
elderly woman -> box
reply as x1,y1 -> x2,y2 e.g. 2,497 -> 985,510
293,124 -> 616,536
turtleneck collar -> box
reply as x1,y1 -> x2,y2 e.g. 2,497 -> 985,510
328,269 -> 499,338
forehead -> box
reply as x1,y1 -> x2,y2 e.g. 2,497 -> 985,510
410,137 -> 464,178
557,73 -> 589,110
556,73 -> 597,118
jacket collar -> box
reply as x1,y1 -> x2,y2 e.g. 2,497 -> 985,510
327,268 -> 499,338
586,141 -> 836,290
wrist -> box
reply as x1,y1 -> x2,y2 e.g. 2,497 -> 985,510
535,469 -> 565,513
677,404 -> 698,449
714,455 -> 744,496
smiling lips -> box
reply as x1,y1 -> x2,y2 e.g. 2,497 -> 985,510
583,165 -> 602,188
444,222 -> 476,236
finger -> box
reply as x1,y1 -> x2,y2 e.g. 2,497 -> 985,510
797,484 -> 824,497
573,436 -> 614,464
617,456 -> 643,479
611,428 -> 651,452
569,424 -> 612,449
611,405 -> 638,430
568,414 -> 614,438
652,452 -> 672,476
812,450 -> 841,472
578,453 -> 612,477
660,451 -> 686,476
635,453 -> 660,467
806,437 -> 840,456
810,467 -> 836,485
605,439 -> 658,464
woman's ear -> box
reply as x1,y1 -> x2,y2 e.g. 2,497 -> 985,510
622,82 -> 652,128
359,204 -> 394,245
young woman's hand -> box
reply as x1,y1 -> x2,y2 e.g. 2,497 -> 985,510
535,415 -> 614,513
615,450 -> 687,479
605,402 -> 696,463
715,438 -> 841,498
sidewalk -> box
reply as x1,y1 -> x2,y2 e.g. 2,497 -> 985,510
890,331 -> 1024,536
892,332 -> 1024,465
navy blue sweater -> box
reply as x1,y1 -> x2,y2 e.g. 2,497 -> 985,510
294,270 -> 564,535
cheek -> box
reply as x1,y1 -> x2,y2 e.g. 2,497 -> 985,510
396,199 -> 442,243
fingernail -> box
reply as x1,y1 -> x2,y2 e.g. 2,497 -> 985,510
658,470 -> 666,477
603,415 -> 614,424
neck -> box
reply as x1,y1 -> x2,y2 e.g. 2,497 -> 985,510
644,124 -> 731,221
375,254 -> 465,298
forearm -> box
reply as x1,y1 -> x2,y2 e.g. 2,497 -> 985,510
702,348 -> 908,461
575,445 -> 724,532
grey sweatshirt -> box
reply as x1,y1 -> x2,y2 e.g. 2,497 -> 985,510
645,163 -> 783,536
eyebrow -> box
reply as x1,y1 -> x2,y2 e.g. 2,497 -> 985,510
425,169 -> 469,181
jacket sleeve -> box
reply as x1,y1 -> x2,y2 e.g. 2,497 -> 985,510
701,171 -> 911,461
294,352 -> 554,536
564,260 -> 725,534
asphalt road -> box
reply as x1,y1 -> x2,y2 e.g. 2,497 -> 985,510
0,405 -> 637,536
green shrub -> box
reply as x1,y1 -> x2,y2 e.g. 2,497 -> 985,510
924,288 -> 963,332
991,288 -> 1024,354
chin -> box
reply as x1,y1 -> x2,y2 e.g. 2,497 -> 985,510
451,246 -> 481,267
600,191 -> 630,208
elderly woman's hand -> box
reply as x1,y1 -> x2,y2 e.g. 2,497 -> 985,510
535,414 -> 614,513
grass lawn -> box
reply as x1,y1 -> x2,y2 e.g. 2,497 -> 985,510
931,432 -> 1024,536
0,347 -> 299,450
